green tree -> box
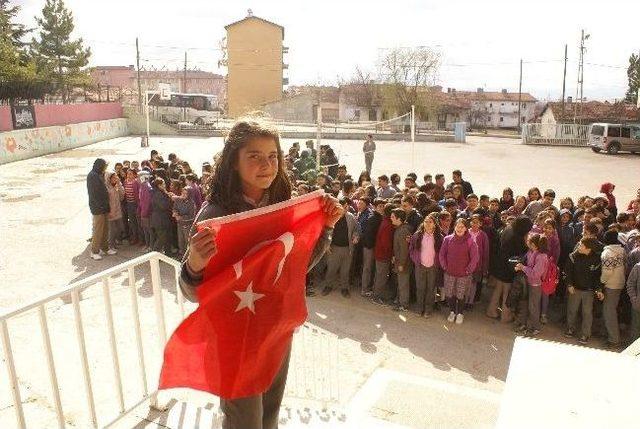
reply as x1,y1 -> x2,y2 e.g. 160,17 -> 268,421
31,0 -> 91,103
0,1 -> 47,102
626,52 -> 640,105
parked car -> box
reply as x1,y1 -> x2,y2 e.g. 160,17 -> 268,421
589,123 -> 640,154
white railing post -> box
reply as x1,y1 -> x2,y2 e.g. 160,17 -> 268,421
102,277 -> 125,414
38,305 -> 65,429
0,320 -> 26,429
175,268 -> 185,320
72,289 -> 98,428
149,256 -> 168,410
127,267 -> 149,397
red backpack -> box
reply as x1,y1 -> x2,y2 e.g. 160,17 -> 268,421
541,255 -> 559,295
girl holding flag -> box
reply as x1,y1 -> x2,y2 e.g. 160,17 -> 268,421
177,120 -> 343,429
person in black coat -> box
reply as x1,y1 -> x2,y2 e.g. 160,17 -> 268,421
151,178 -> 173,255
486,216 -> 533,321
87,158 -> 111,259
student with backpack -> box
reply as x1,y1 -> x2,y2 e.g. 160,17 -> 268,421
514,233 -> 549,336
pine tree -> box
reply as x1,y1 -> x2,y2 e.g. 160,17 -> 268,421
0,0 -> 42,102
31,0 -> 91,103
625,53 -> 640,105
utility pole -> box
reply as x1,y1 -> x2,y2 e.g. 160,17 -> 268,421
183,51 -> 188,121
575,29 -> 589,122
517,59 -> 523,130
136,37 -> 143,114
561,44 -> 568,115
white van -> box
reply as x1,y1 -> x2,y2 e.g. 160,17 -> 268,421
589,123 -> 640,154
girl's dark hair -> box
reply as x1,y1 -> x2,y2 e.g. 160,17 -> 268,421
455,217 -> 469,229
171,179 -> 184,194
528,187 -> 541,200
207,120 -> 291,213
383,203 -> 397,217
527,232 -> 548,252
415,212 -> 443,251
358,171 -> 371,186
502,187 -> 514,198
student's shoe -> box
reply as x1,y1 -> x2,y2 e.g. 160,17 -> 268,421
605,341 -> 621,350
90,253 -> 103,261
341,289 -> 351,298
563,329 -> 575,338
540,314 -> 548,325
99,249 -> 106,256
578,335 -> 589,345
393,304 -> 408,312
447,311 -> 456,323
371,297 -> 386,306
361,290 -> 373,298
423,311 -> 432,319
525,329 -> 540,337
321,287 -> 332,296
455,313 -> 464,324
107,248 -> 117,255
305,287 -> 316,297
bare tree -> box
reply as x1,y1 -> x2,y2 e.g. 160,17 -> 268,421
338,66 -> 382,120
378,46 -> 441,117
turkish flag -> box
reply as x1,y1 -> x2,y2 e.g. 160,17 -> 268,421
159,190 -> 326,399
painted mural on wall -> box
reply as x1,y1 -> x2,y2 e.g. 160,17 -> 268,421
1,118 -> 128,165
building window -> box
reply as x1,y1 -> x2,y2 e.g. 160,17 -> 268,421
487,116 -> 491,122
500,117 -> 504,122
501,103 -> 505,106
489,103 -> 493,108
522,103 -> 526,108
522,116 -> 526,123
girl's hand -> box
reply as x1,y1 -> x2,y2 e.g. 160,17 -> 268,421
186,227 -> 217,273
514,263 -> 524,272
567,286 -> 576,295
322,194 -> 344,228
596,291 -> 604,301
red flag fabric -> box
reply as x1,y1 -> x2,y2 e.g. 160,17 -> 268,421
159,190 -> 326,399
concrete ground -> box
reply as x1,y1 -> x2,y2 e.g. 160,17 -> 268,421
1,135 -> 639,428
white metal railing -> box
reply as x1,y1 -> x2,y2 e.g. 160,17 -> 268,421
521,123 -> 591,146
0,252 -> 183,429
1,251 -> 340,428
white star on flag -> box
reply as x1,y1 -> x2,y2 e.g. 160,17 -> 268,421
233,283 -> 265,314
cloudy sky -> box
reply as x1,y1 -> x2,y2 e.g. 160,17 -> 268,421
15,0 -> 639,101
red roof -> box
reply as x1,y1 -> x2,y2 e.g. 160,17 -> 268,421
543,101 -> 639,123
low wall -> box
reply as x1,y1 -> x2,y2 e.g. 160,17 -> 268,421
0,118 -> 128,165
0,106 -> 11,131
0,102 -> 123,131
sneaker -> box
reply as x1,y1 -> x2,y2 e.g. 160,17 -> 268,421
578,335 -> 589,345
447,311 -> 456,323
321,287 -> 332,296
107,248 -> 117,255
563,329 -> 575,338
341,289 -> 351,298
605,341 -> 621,350
305,288 -> 316,297
393,304 -> 408,312
455,313 -> 464,324
423,312 -> 432,319
361,290 -> 373,298
525,329 -> 540,337
540,314 -> 548,325
99,249 -> 106,256
90,253 -> 103,260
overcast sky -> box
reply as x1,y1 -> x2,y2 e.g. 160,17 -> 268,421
15,0 -> 640,101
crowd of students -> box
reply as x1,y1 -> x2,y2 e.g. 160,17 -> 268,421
86,141 -> 640,349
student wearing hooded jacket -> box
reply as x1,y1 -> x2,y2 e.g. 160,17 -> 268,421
486,216 -> 533,322
439,218 -> 479,325
600,230 -> 626,347
87,158 -> 112,260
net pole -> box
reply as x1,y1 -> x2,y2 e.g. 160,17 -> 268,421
316,106 -> 322,173
411,105 -> 415,171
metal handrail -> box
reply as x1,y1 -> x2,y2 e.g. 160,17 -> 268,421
0,252 -> 183,429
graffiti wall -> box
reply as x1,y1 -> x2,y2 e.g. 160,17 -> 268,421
0,118 -> 128,165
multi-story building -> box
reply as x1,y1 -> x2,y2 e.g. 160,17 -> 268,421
448,88 -> 538,128
225,12 -> 286,117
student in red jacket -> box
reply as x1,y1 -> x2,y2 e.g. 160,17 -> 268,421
372,203 -> 396,304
